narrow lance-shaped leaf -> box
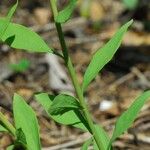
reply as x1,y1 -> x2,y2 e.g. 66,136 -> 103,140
35,93 -> 90,132
93,125 -> 110,150
49,94 -> 81,115
1,22 -> 52,53
6,0 -> 18,21
13,94 -> 41,150
81,137 -> 93,150
0,1 -> 18,38
109,91 -> 150,147
82,20 -> 133,91
56,0 -> 77,23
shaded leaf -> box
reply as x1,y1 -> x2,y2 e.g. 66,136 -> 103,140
15,128 -> 27,147
35,93 -> 89,131
9,59 -> 30,73
49,94 -> 81,115
0,21 -> 52,52
13,94 -> 41,150
109,91 -> 150,146
93,125 -> 110,150
0,124 -> 8,132
56,0 -> 77,23
81,137 -> 93,150
82,20 -> 133,91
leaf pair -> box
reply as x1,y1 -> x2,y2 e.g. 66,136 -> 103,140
0,1 -> 52,53
35,93 -> 90,131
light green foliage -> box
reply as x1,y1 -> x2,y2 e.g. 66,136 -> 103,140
0,21 -> 52,52
9,59 -> 30,73
0,1 -> 18,38
122,0 -> 138,10
93,125 -> 110,150
49,94 -> 81,115
0,0 -> 52,53
6,0 -> 18,21
82,20 -> 133,91
81,137 -> 93,150
35,93 -> 89,131
56,0 -> 77,23
13,94 -> 41,150
109,91 -> 150,146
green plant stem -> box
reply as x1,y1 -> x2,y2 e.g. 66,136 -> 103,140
0,111 -> 16,136
49,1 -> 104,149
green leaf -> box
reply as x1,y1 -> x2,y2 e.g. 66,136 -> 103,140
7,0 -> 18,21
0,18 -> 9,38
49,94 -> 81,115
122,0 -> 138,10
35,93 -> 89,131
13,94 -> 41,150
56,0 -> 77,23
109,91 -> 150,146
0,1 -> 18,39
82,20 -> 133,91
9,59 -> 30,73
0,21 -> 52,53
93,125 -> 110,150
0,124 -> 8,132
81,137 -> 93,150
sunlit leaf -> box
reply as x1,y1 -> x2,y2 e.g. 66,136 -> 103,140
7,0 -> 18,21
0,1 -> 18,39
109,91 -> 150,147
56,0 -> 77,23
82,20 -> 133,91
35,93 -> 89,131
13,94 -> 41,150
0,21 -> 52,53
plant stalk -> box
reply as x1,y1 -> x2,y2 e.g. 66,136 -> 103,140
49,1 -> 104,149
0,111 -> 16,136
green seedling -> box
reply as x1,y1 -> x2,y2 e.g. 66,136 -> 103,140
0,1 -> 150,150
9,59 -> 30,73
